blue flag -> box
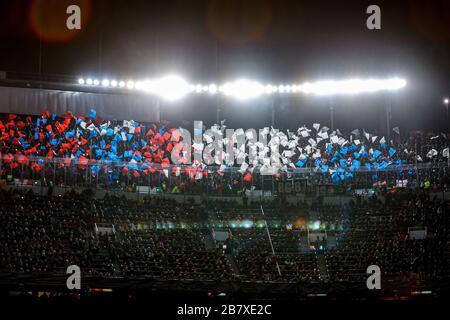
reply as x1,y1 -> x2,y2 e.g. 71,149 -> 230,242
89,109 -> 97,119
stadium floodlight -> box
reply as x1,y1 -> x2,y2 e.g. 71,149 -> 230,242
126,80 -> 135,89
75,74 -> 406,99
221,79 -> 264,100
135,81 -> 143,90
265,84 -> 276,94
298,77 -> 406,95
141,75 -> 190,101
208,84 -> 217,94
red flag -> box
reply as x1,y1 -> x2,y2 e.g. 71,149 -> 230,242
162,131 -> 171,141
16,121 -> 25,129
78,156 -> 88,166
243,172 -> 253,182
63,157 -> 72,167
17,155 -> 29,166
2,153 -> 14,163
31,163 -> 43,172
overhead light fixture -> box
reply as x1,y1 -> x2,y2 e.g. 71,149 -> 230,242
221,79 -> 264,100
141,75 -> 190,101
76,75 -> 407,98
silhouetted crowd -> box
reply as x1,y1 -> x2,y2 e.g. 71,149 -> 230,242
0,187 -> 448,284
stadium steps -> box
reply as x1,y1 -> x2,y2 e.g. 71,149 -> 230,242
204,233 -> 216,251
225,253 -> 240,278
316,252 -> 330,282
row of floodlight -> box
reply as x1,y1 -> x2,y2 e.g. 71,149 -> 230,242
77,75 -> 407,101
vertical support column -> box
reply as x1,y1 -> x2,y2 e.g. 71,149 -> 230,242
386,95 -> 392,143
328,98 -> 334,132
156,99 -> 161,123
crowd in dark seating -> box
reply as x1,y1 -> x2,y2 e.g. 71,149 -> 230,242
0,186 -> 449,287
325,193 -> 450,282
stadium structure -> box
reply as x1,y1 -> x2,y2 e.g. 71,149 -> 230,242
0,1 -> 449,314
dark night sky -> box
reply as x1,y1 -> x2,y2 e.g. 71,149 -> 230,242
0,0 -> 449,133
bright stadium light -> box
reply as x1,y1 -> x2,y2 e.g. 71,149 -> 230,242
265,84 -> 276,94
141,75 -> 190,101
221,79 -> 264,100
75,74 -> 406,98
126,80 -> 135,89
208,84 -> 217,94
444,98 -> 449,104
135,81 -> 143,90
298,77 -> 406,95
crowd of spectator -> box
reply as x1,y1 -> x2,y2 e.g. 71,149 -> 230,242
0,187 -> 448,287
1,112 -> 450,196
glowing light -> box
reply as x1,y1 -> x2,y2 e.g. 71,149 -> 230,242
444,98 -> 449,104
126,81 -> 135,89
309,220 -> 321,230
241,219 -> 254,228
135,81 -> 143,90
141,75 -> 190,101
265,84 -> 274,94
298,78 -> 407,95
76,75 -> 407,98
208,84 -> 217,94
221,79 -> 264,100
